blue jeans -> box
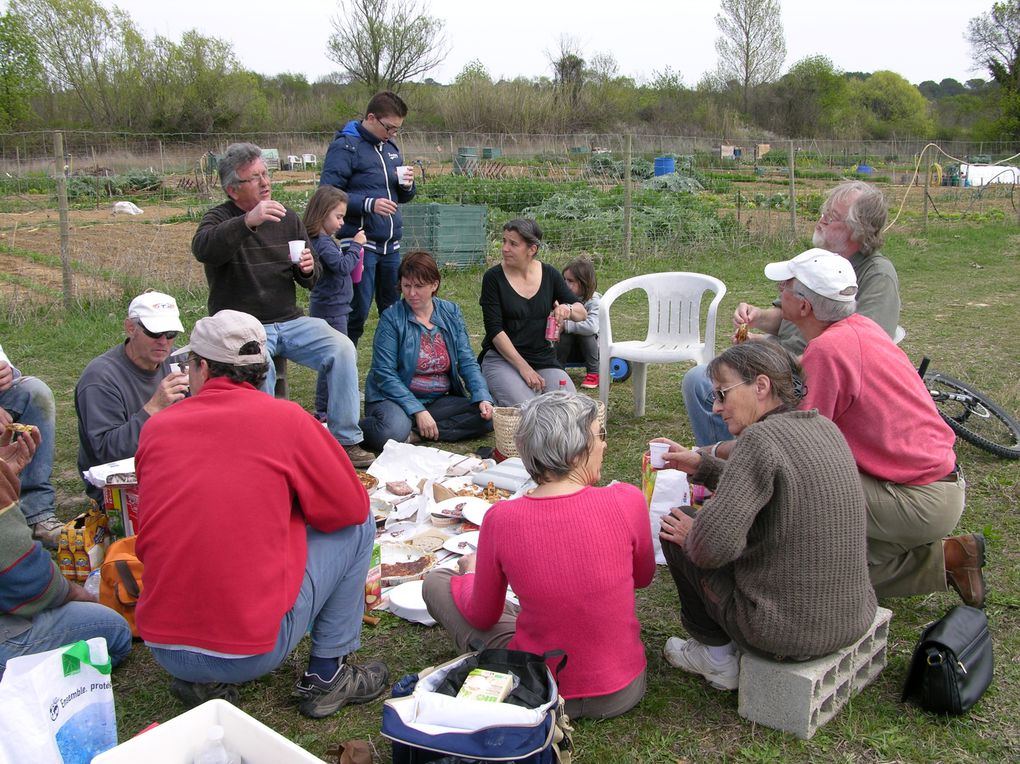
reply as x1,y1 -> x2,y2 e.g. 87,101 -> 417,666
148,517 -> 375,684
681,364 -> 733,447
0,377 -> 56,524
308,312 -> 350,417
360,396 -> 493,452
262,317 -> 363,445
0,602 -> 133,674
347,248 -> 400,346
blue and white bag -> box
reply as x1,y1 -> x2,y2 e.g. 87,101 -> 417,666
0,638 -> 117,764
382,648 -> 569,764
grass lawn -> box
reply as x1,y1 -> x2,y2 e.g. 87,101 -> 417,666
1,221 -> 1018,762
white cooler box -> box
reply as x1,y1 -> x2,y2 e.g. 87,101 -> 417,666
92,699 -> 325,763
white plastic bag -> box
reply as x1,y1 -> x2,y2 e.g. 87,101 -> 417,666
646,469 -> 691,565
0,637 -> 117,764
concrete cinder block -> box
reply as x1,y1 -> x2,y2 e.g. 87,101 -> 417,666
737,607 -> 892,739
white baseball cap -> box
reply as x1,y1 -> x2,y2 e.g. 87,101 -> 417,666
127,291 -> 185,333
176,310 -> 267,366
764,248 -> 859,302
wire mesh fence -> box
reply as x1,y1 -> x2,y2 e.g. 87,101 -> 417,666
0,130 -> 1017,316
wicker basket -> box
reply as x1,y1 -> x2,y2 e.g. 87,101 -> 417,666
493,400 -> 607,459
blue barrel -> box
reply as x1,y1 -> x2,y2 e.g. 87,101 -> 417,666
654,156 -> 676,176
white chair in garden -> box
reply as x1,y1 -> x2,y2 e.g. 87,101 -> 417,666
302,153 -> 318,169
598,272 -> 726,417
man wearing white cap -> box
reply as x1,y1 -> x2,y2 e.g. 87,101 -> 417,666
771,251 -> 983,609
135,310 -> 387,717
74,290 -> 189,502
683,181 -> 899,447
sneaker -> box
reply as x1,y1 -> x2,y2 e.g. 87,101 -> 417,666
31,517 -> 64,549
296,660 -> 389,718
663,637 -> 739,691
170,678 -> 239,708
580,373 -> 599,389
343,443 -> 376,468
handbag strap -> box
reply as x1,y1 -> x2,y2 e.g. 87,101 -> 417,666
62,640 -> 113,678
115,560 -> 140,599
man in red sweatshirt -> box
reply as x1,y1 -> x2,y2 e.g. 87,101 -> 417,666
135,310 -> 387,717
770,249 -> 984,608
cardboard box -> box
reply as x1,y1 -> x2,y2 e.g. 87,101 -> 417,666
92,699 -> 325,763
103,476 -> 138,538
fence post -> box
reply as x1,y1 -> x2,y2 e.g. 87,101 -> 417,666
53,131 -> 74,310
922,149 -> 929,233
623,134 -> 633,258
788,140 -> 796,240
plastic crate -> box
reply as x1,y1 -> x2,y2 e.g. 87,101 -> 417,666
92,699 -> 325,763
401,203 -> 487,269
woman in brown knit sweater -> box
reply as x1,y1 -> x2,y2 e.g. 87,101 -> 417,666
655,343 -> 876,691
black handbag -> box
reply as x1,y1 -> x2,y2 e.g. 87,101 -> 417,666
901,605 -> 993,714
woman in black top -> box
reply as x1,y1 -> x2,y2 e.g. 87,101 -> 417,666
478,219 -> 586,406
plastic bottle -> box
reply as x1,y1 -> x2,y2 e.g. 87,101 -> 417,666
558,379 -> 567,392
194,724 -> 241,764
83,569 -> 102,598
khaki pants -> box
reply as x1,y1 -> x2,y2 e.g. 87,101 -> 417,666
422,568 -> 646,720
861,472 -> 966,598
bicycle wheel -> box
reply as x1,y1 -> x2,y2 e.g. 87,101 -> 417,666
924,370 -> 1020,459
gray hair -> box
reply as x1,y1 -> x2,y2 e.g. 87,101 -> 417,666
514,392 -> 599,483
503,218 -> 543,251
707,343 -> 805,409
219,142 -> 263,193
792,279 -> 856,322
824,181 -> 887,256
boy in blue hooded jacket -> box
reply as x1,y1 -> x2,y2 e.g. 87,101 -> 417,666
320,91 -> 416,346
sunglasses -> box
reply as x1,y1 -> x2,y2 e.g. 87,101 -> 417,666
711,380 -> 748,404
138,324 -> 179,341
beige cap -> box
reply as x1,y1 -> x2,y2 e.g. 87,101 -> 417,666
176,310 -> 267,366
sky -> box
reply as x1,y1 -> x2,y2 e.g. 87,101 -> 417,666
10,0 -> 986,87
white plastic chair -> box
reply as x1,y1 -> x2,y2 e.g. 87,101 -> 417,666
302,153 -> 318,169
598,272 -> 726,417
286,155 -> 302,170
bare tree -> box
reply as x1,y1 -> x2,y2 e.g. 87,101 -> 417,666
548,36 -> 585,108
966,1 -> 1020,90
714,0 -> 786,113
326,0 -> 447,93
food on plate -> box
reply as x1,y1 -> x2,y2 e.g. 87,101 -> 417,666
409,532 -> 446,553
452,482 -> 511,503
385,480 -> 413,496
734,323 -> 749,344
356,471 -> 378,491
380,554 -> 436,583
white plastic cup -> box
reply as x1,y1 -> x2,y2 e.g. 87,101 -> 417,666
396,165 -> 413,186
649,441 -> 669,469
288,240 -> 305,264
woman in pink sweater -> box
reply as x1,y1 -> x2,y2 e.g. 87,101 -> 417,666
423,392 -> 656,719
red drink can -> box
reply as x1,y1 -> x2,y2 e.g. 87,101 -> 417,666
545,313 -> 560,341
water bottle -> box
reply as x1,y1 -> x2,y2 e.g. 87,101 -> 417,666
194,725 -> 241,764
83,569 -> 101,598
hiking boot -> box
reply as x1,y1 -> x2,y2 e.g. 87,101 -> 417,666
170,678 -> 239,709
663,637 -> 739,691
31,517 -> 64,549
945,533 -> 987,609
580,373 -> 599,389
343,443 -> 376,468
296,660 -> 389,718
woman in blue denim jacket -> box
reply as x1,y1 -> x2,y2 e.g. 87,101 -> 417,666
360,251 -> 494,452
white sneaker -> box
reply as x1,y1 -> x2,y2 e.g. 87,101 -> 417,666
663,637 -> 739,691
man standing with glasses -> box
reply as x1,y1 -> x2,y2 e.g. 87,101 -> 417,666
321,91 -> 416,346
682,180 -> 900,447
75,291 -> 189,502
192,143 -> 375,467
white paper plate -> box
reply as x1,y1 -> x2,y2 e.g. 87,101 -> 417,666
386,580 -> 435,625
432,496 -> 489,520
377,521 -> 418,542
461,500 -> 494,527
442,530 -> 480,555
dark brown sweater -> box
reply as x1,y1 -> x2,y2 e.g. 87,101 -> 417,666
688,409 -> 877,657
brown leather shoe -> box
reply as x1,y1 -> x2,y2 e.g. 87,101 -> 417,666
944,533 -> 986,609
343,443 -> 376,468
